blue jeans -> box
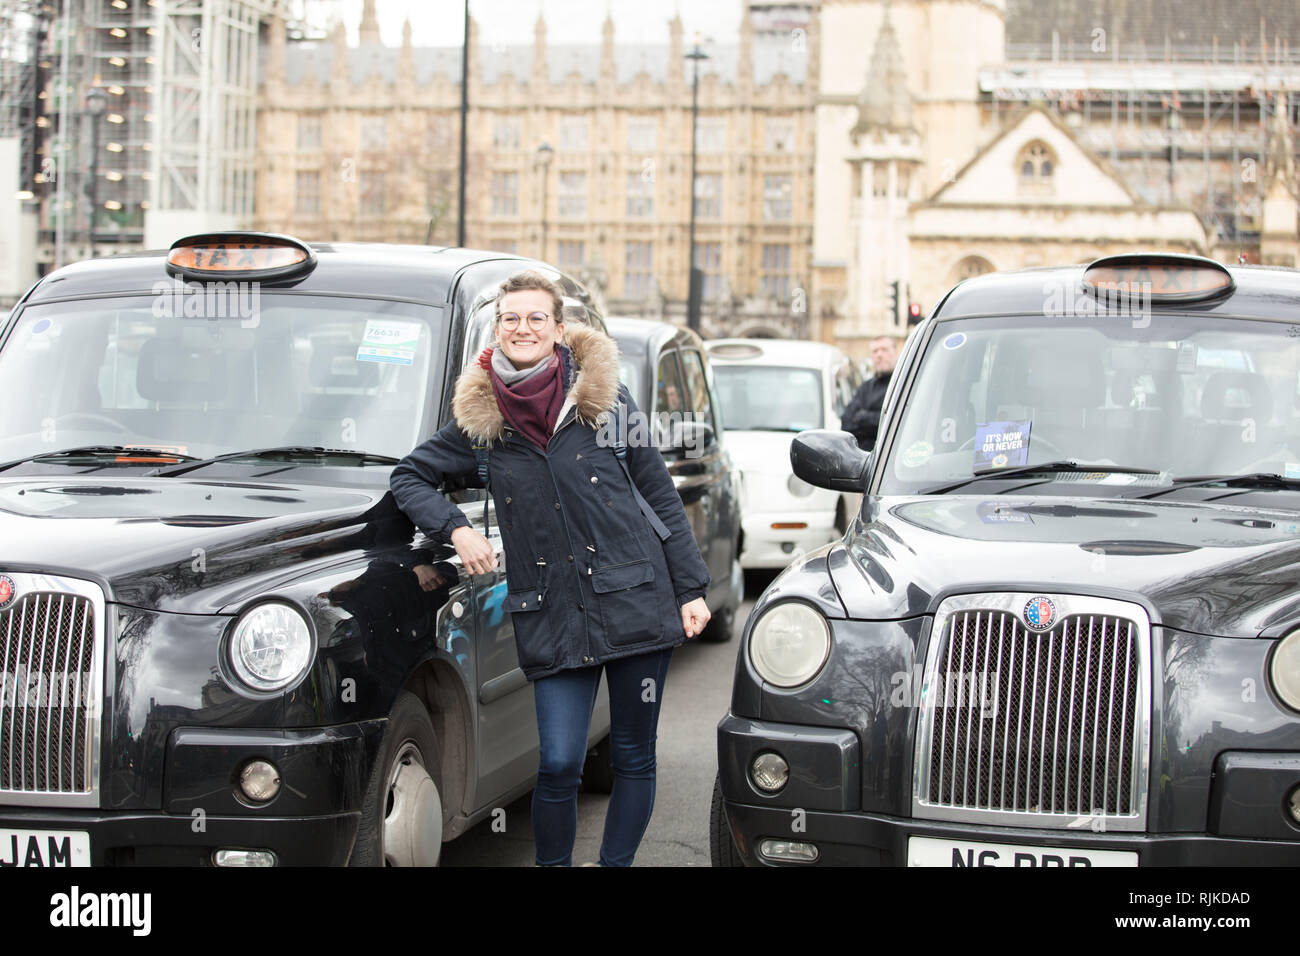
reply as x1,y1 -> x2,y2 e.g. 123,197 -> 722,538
531,646 -> 674,866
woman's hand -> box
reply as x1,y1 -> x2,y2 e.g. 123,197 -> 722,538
412,564 -> 447,591
450,525 -> 498,576
681,597 -> 711,639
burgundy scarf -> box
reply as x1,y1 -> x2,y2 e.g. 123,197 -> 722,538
482,346 -> 567,451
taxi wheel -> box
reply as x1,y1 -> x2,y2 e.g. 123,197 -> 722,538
581,734 -> 614,794
709,774 -> 746,867
350,691 -> 443,867
699,603 -> 735,643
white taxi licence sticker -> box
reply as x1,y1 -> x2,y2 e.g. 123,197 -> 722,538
908,836 -> 1137,867
357,319 -> 421,366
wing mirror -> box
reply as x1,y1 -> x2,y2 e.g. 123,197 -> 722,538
655,418 -> 714,456
790,429 -> 871,492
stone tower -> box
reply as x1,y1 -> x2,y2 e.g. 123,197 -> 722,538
813,0 -> 1005,339
846,3 -> 922,333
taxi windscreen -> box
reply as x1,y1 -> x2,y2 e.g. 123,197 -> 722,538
0,293 -> 443,465
881,313 -> 1300,494
712,365 -> 823,432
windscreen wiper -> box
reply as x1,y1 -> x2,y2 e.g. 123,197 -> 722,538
147,446 -> 400,477
1134,472 -> 1300,500
921,459 -> 1161,496
0,445 -> 200,475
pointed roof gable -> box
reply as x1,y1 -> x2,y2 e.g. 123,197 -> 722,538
926,106 -> 1144,207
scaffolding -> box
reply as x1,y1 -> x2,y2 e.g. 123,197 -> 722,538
0,1 -> 52,198
981,55 -> 1300,258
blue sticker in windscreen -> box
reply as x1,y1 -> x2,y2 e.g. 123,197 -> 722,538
973,420 -> 1032,470
943,332 -> 966,350
31,318 -> 52,335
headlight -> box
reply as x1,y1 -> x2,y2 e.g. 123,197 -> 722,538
229,602 -> 313,694
1270,628 -> 1300,712
749,601 -> 831,687
787,474 -> 815,497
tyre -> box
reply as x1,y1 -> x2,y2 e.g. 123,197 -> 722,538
699,602 -> 735,643
350,690 -> 444,867
581,733 -> 614,794
709,773 -> 746,866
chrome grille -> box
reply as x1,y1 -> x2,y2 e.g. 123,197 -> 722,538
0,575 -> 105,807
913,593 -> 1150,831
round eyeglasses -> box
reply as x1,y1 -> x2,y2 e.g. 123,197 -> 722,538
497,311 -> 554,332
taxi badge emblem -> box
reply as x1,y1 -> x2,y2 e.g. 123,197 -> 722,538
0,574 -> 15,611
1023,595 -> 1056,632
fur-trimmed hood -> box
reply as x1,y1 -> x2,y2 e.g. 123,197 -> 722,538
451,323 -> 621,444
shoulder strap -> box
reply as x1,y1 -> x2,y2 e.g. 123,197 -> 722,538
609,400 -> 671,542
471,439 -> 491,536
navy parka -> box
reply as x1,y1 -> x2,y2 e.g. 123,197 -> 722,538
389,324 -> 710,680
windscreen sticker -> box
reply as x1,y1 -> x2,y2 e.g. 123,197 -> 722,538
973,420 -> 1032,470
900,440 -> 934,468
942,332 -> 967,350
31,318 -> 52,335
357,319 -> 421,365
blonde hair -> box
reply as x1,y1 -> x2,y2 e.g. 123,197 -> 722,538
494,270 -> 564,322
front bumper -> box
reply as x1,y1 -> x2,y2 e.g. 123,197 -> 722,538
0,720 -> 384,866
718,714 -> 1300,866
0,808 -> 359,865
739,511 -> 839,569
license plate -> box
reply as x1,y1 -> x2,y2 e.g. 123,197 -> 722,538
0,829 -> 91,867
908,836 -> 1137,867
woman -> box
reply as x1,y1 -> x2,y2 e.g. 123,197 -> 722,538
389,270 -> 711,866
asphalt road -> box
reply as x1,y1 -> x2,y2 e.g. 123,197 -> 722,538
441,571 -> 775,866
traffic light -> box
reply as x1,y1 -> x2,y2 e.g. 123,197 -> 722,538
887,280 -> 900,323
908,302 -> 923,323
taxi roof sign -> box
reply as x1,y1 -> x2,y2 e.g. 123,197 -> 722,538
1082,252 -> 1233,303
707,342 -> 766,359
167,232 -> 316,282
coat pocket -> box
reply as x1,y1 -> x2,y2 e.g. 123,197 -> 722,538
505,586 -> 555,670
590,559 -> 664,647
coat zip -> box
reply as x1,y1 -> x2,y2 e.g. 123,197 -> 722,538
512,427 -> 593,665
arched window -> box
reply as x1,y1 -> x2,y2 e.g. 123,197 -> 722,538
949,255 -> 995,285
1017,140 -> 1056,194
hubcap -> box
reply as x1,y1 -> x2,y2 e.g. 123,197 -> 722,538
383,740 -> 442,866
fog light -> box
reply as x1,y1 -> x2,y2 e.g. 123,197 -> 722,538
213,848 -> 277,867
750,752 -> 789,793
759,839 -> 818,863
1288,786 -> 1300,825
238,759 -> 281,802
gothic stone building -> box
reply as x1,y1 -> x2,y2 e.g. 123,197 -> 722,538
253,3 -> 819,338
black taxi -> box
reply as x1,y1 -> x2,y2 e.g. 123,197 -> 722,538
605,316 -> 744,643
0,232 -> 616,866
712,253 -> 1300,866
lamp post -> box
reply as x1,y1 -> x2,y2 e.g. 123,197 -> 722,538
84,86 -> 106,259
684,38 -> 709,334
456,0 -> 468,247
536,140 -> 553,261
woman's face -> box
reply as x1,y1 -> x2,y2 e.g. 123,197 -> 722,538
496,288 -> 563,369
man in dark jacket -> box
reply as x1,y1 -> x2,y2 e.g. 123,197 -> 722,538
841,335 -> 899,449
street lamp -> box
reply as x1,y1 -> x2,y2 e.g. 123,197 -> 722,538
84,86 -> 107,259
685,37 -> 710,334
536,140 -> 554,261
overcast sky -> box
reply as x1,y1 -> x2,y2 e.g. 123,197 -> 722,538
324,0 -> 742,47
